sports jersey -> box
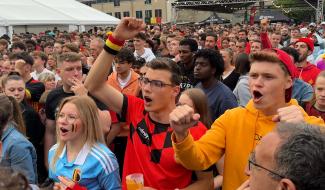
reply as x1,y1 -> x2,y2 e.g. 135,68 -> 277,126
177,61 -> 197,92
119,95 -> 207,190
48,143 -> 121,190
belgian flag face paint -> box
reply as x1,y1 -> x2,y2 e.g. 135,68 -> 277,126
71,123 -> 76,132
72,168 -> 81,182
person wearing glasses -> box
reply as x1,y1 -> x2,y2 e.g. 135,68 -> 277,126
44,52 -> 110,170
48,96 -> 120,190
85,18 -> 213,190
170,49 -> 324,190
238,123 -> 325,190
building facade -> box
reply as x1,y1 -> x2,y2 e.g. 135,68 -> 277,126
90,0 -> 173,24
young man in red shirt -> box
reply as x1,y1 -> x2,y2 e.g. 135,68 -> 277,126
295,37 -> 320,85
85,18 -> 213,190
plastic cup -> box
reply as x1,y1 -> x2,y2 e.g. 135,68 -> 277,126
126,173 -> 144,190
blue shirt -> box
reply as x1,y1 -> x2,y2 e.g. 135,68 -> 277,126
196,81 -> 238,121
0,122 -> 37,184
49,143 -> 121,190
292,78 -> 314,106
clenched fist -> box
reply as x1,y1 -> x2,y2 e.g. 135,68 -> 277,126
272,105 -> 305,124
113,17 -> 146,41
169,105 -> 200,142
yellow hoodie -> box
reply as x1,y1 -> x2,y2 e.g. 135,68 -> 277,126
172,99 -> 324,190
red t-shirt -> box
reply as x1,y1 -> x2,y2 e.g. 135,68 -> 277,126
297,63 -> 321,86
305,102 -> 325,121
119,95 -> 207,190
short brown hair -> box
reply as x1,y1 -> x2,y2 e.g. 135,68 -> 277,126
0,39 -> 8,48
134,32 -> 147,41
57,52 -> 81,68
30,51 -> 48,62
145,58 -> 181,85
63,43 -> 79,53
250,51 -> 289,76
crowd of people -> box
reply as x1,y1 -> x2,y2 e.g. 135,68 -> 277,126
0,17 -> 324,190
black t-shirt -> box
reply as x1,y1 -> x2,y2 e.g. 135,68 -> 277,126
45,86 -> 108,120
221,70 -> 240,91
178,61 -> 197,91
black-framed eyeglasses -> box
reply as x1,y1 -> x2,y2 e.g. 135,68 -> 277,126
248,159 -> 285,179
139,77 -> 175,89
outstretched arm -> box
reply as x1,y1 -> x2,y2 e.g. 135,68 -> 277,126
85,18 -> 145,113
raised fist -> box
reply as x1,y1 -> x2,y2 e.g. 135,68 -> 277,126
113,17 -> 146,41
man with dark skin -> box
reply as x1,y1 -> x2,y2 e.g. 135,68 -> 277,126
178,38 -> 198,91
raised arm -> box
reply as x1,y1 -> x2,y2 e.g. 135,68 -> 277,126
85,18 -> 145,113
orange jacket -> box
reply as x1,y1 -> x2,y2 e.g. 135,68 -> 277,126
107,70 -> 140,97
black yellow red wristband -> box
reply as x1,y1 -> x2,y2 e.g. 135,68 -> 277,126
104,34 -> 125,55
103,45 -> 119,55
108,34 -> 125,46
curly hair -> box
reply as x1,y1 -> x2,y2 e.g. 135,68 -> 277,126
194,49 -> 224,78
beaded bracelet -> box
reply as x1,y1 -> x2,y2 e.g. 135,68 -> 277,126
103,34 -> 125,55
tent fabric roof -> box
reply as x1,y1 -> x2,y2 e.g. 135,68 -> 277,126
0,0 -> 120,26
254,9 -> 291,22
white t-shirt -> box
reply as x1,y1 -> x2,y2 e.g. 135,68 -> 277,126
134,48 -> 156,63
117,71 -> 132,89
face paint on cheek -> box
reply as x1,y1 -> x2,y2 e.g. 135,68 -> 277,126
71,123 -> 76,132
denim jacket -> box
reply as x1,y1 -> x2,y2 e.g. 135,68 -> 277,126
0,122 -> 38,184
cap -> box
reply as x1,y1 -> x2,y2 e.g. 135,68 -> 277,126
295,37 -> 314,52
267,49 -> 298,102
309,22 -> 316,27
300,27 -> 309,35
321,21 -> 325,25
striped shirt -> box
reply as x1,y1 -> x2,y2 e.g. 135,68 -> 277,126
49,143 -> 121,190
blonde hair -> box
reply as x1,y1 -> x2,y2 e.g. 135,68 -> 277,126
38,72 -> 55,84
51,96 -> 105,169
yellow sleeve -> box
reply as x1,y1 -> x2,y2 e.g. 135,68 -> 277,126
305,115 -> 325,126
172,112 -> 228,171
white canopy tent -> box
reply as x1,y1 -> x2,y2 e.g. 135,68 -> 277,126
0,0 -> 120,37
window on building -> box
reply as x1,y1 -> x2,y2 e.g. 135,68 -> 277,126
145,0 -> 151,4
155,9 -> 162,17
145,10 -> 152,18
115,12 -> 121,19
136,11 -> 143,19
123,11 -> 130,17
107,12 -> 112,16
113,0 -> 120,6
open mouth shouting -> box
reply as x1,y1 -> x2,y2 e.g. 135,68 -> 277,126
59,124 -> 76,135
252,90 -> 263,103
60,127 -> 69,135
143,96 -> 153,105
